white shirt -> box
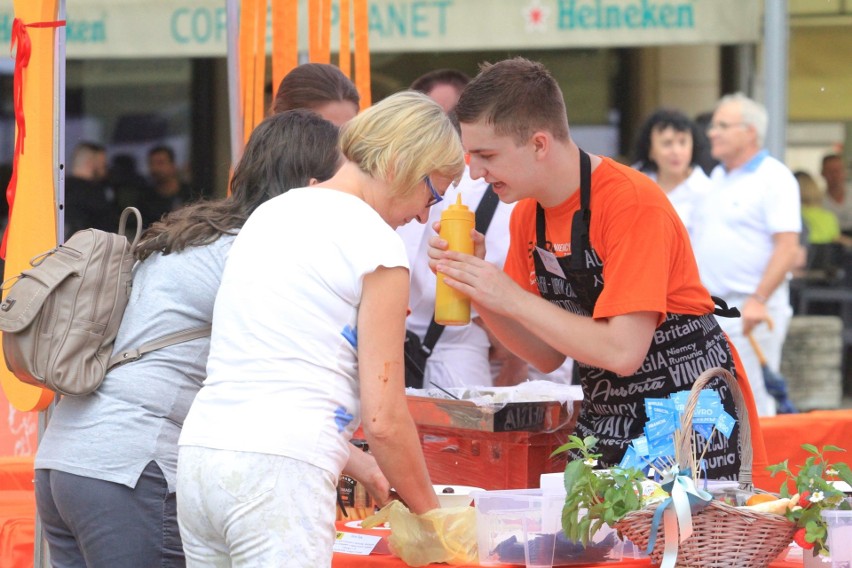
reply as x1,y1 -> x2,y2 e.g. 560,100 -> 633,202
644,167 -> 712,237
823,182 -> 852,232
179,188 -> 409,477
397,170 -> 515,388
691,151 -> 801,297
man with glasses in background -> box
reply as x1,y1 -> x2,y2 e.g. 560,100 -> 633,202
691,92 -> 802,416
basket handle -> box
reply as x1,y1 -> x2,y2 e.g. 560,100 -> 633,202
675,366 -> 753,490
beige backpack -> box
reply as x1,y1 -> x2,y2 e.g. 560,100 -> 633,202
0,207 -> 209,396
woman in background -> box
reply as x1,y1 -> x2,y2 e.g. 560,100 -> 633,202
34,110 -> 342,568
177,91 -> 466,567
633,108 -> 711,236
271,62 -> 360,126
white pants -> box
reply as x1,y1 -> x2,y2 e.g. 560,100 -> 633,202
176,446 -> 337,568
716,282 -> 793,417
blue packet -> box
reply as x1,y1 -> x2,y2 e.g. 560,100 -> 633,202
714,411 -> 736,439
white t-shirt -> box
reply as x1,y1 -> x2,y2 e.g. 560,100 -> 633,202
179,188 -> 409,477
644,167 -> 712,237
397,171 -> 515,388
691,151 -> 801,297
823,182 -> 852,232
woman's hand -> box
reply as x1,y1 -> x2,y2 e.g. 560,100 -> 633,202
342,444 -> 393,507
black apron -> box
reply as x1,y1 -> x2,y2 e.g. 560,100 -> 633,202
534,150 -> 742,480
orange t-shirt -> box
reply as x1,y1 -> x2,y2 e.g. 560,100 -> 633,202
503,157 -> 769,486
504,157 -> 713,325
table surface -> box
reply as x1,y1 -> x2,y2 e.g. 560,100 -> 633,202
5,409 -> 852,567
330,520 -> 803,567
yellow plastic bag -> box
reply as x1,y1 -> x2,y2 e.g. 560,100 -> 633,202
362,501 -> 478,566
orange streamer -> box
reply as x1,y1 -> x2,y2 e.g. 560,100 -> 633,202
318,0 -> 331,64
251,1 -> 266,135
272,0 -> 298,93
308,0 -> 319,62
239,0 -> 266,145
354,0 -> 371,107
338,0 -> 351,77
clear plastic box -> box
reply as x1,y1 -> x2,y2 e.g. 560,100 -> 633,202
822,509 -> 852,567
473,489 -> 624,568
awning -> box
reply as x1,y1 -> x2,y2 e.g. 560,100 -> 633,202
0,0 -> 761,59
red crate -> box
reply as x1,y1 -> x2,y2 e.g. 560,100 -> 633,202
417,423 -> 574,491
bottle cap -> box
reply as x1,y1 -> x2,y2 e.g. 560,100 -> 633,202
440,194 -> 474,222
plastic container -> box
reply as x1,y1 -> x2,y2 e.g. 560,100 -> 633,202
473,489 -> 624,567
435,194 -> 474,325
822,509 -> 852,567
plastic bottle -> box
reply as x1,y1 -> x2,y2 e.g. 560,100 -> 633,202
435,194 -> 474,325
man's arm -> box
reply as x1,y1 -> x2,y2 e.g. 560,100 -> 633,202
436,251 -> 659,376
740,231 -> 801,335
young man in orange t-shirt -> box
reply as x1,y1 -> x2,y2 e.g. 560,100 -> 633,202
428,57 -> 769,486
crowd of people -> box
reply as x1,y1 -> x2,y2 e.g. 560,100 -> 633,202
27,58 -> 851,567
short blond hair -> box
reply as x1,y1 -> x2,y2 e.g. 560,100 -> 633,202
339,91 -> 465,196
795,170 -> 822,207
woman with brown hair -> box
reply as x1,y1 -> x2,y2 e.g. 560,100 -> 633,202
271,62 -> 360,126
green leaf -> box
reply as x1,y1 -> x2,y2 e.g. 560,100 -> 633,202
822,445 -> 845,453
802,443 -> 819,455
563,460 -> 586,495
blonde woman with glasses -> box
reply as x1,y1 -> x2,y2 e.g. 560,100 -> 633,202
176,91 -> 465,567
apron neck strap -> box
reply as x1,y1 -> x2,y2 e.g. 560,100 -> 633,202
536,149 -> 592,270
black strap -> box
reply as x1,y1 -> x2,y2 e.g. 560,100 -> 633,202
535,149 -> 591,270
712,296 -> 741,318
420,185 -> 500,356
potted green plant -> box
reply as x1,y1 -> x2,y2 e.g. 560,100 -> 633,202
552,435 -> 647,546
767,444 -> 852,564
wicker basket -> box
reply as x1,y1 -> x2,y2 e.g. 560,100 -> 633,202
613,367 -> 795,568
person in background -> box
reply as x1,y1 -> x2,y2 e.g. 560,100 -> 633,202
34,111 -> 344,568
797,170 -> 841,245
140,145 -> 194,228
64,141 -> 118,238
632,108 -> 711,237
691,93 -> 801,417
270,62 -> 360,126
428,58 -> 768,483
409,68 -> 471,113
400,69 -> 529,389
176,92 -> 465,566
821,153 -> 852,236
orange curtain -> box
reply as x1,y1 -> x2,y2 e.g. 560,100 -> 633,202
272,0 -> 299,94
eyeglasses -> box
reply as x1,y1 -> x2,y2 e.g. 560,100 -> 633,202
425,176 -> 443,208
707,121 -> 747,132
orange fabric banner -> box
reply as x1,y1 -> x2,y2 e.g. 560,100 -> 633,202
354,0 -> 371,108
0,0 -> 62,417
308,0 -> 319,62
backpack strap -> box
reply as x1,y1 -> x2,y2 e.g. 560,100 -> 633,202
119,207 -> 144,252
107,325 -> 212,371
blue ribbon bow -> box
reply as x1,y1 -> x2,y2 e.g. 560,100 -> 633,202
644,466 -> 713,568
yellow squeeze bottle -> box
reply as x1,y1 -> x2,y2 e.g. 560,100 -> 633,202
435,194 -> 474,325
